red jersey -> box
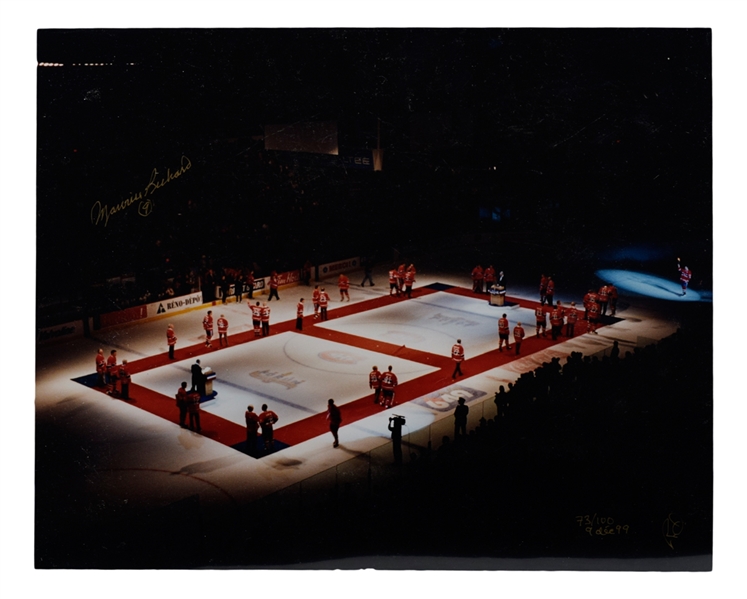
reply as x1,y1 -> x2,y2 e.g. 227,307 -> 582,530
588,302 -> 601,320
539,276 -> 548,292
369,370 -> 382,389
259,410 -> 278,429
319,291 -> 329,307
261,305 -> 270,322
567,307 -> 579,323
297,302 -> 304,318
498,317 -> 509,334
166,328 -> 177,346
389,270 -> 398,284
550,309 -> 563,327
451,343 -> 465,362
546,280 -> 555,295
679,267 -> 692,284
472,266 -> 484,281
245,410 -> 260,434
203,314 -> 213,332
513,325 -> 525,341
251,305 -> 262,321
96,353 -> 106,372
484,267 -> 496,284
338,274 -> 350,290
118,364 -> 131,384
107,354 -> 117,373
598,286 -> 609,302
535,307 -> 546,323
270,274 -> 279,289
176,386 -> 188,405
312,288 -> 321,304
217,317 -> 228,333
380,371 -> 398,390
404,270 -> 414,285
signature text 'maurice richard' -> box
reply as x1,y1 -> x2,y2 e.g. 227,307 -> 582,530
90,155 -> 192,227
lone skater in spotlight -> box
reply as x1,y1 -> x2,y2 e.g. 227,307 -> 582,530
677,258 -> 692,296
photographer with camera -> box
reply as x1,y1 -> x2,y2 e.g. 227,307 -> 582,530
388,414 -> 406,464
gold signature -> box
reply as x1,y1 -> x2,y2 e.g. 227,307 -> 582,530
90,155 -> 191,227
662,513 -> 684,549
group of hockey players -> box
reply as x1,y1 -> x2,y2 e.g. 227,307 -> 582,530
94,347 -> 132,399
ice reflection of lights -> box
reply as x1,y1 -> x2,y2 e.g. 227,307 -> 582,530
595,268 -> 709,302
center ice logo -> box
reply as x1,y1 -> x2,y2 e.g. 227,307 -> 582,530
381,330 -> 427,343
250,370 -> 305,389
414,385 -> 488,412
318,351 -> 363,364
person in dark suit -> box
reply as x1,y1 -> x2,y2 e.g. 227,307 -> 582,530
191,359 -> 205,396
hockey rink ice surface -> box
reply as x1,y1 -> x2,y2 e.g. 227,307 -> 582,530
134,332 -> 440,429
82,284 -> 642,454
316,291 -> 538,357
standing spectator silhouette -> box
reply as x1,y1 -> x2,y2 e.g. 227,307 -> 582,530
454,397 -> 469,438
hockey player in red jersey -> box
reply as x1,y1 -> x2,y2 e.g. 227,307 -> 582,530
250,301 -> 262,337
338,273 -> 350,301
565,302 -> 579,337
296,298 -> 305,330
677,258 -> 692,296
451,339 -> 465,379
312,285 -> 321,318
95,348 -> 106,386
380,366 -> 398,408
369,366 -> 383,404
498,314 -> 511,351
472,265 -> 484,293
261,303 -> 271,336
217,314 -> 229,347
319,287 -> 330,321
388,268 -> 400,296
535,306 -> 547,337
513,323 -> 525,355
166,324 -> 177,359
203,310 -> 214,348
